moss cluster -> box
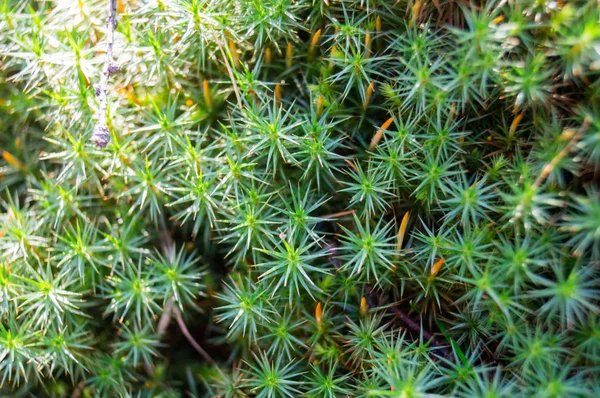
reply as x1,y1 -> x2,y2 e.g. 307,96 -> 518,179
1,0 -> 600,396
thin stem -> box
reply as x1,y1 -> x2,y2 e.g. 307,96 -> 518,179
319,209 -> 357,219
531,118 -> 590,190
208,26 -> 242,109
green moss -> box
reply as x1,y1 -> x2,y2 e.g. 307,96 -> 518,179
1,0 -> 599,396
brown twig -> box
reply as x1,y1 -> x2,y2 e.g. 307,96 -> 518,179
173,305 -> 217,365
157,298 -> 174,336
70,380 -> 85,398
156,228 -> 220,371
91,0 -> 120,149
365,285 -> 451,358
156,228 -> 176,335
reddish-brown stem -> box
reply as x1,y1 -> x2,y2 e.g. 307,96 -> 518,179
366,285 -> 451,358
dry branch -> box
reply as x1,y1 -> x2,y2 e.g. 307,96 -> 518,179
91,0 -> 120,149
